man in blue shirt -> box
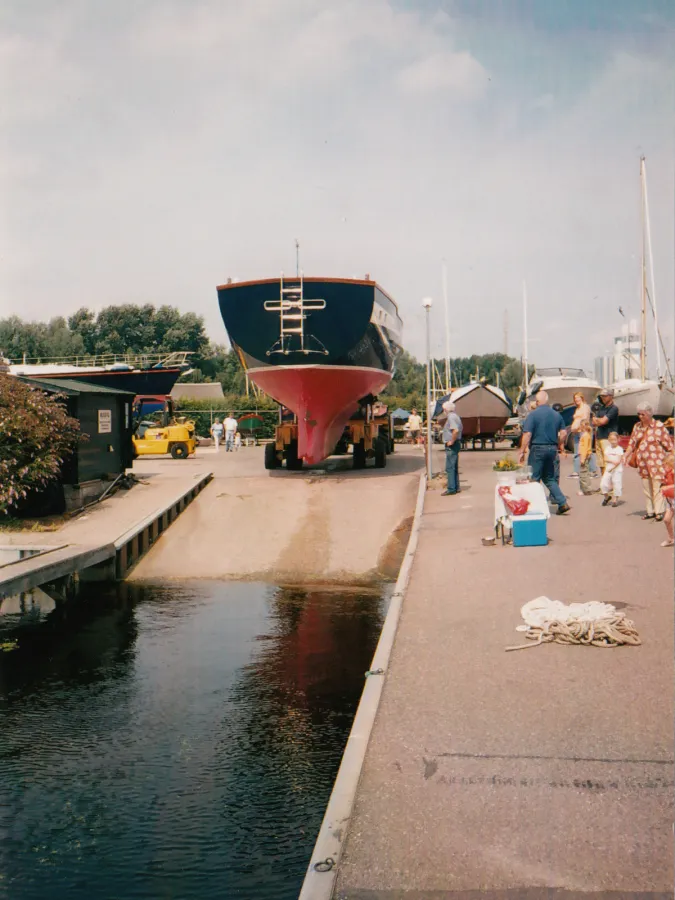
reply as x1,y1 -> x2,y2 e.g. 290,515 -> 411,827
441,400 -> 463,495
519,390 -> 570,514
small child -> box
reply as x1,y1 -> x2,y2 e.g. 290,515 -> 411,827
234,431 -> 242,451
600,432 -> 624,507
660,453 -> 674,548
577,420 -> 594,496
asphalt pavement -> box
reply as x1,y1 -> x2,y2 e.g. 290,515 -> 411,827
334,446 -> 674,899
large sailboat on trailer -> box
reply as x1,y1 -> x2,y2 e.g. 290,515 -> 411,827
611,156 -> 675,429
217,274 -> 403,464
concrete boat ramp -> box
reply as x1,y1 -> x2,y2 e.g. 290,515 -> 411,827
1,446 -> 423,597
304,447 -> 673,899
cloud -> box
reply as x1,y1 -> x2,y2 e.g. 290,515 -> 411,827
0,1 -> 673,378
397,50 -> 487,96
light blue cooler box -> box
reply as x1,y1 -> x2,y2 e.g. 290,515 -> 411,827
512,513 -> 548,547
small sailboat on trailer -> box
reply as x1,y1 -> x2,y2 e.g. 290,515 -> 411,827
611,156 -> 675,430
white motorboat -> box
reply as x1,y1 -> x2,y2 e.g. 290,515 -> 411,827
518,367 -> 601,423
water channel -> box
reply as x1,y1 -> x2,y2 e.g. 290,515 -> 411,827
0,580 -> 389,899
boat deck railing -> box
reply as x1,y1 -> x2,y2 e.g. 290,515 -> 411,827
6,351 -> 193,369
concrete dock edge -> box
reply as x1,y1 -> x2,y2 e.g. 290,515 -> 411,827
298,471 -> 427,900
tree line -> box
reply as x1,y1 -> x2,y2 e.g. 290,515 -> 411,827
0,305 -> 528,410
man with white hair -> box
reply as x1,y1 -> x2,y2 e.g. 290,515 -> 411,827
441,400 -> 463,495
519,390 -> 570,514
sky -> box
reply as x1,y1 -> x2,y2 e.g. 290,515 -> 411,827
1,0 -> 674,375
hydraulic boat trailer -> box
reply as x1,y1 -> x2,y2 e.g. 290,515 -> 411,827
264,397 -> 395,471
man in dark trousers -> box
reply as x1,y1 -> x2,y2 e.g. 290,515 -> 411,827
441,399 -> 463,495
519,390 -> 570,515
592,387 -> 619,474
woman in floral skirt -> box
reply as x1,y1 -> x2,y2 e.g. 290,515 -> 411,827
625,401 -> 674,521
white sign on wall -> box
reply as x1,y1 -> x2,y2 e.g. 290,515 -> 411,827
98,409 -> 112,434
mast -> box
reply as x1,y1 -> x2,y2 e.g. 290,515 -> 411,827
642,157 -> 662,380
441,259 -> 451,392
640,158 -> 647,382
522,280 -> 529,388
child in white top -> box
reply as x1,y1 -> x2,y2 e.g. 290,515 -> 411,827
600,432 -> 624,507
234,431 -> 242,451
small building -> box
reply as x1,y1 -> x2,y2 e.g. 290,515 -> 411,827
171,382 -> 225,404
17,377 -> 135,511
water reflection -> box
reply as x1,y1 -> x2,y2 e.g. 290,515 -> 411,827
0,580 -> 387,900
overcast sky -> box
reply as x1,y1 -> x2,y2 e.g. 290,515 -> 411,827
2,0 -> 674,374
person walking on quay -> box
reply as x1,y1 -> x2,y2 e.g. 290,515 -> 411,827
625,401 -> 674,521
660,454 -> 674,547
577,419 -> 596,496
600,432 -> 624,507
592,388 -> 619,473
407,408 -> 422,445
211,418 -> 223,452
224,412 -> 238,452
519,390 -> 570,515
441,400 -> 462,496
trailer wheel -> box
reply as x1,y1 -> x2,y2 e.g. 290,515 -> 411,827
286,440 -> 304,470
388,435 -> 395,453
170,442 -> 189,459
353,439 -> 367,470
265,442 -> 280,469
374,437 -> 387,468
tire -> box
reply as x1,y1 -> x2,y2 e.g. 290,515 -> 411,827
265,442 -> 280,470
285,440 -> 304,470
565,431 -> 575,453
389,436 -> 395,453
381,430 -> 392,454
374,437 -> 387,468
353,439 -> 367,470
170,442 -> 189,459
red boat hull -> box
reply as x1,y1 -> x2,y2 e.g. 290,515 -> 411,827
248,365 -> 392,464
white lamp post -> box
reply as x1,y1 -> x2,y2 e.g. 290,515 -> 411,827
422,297 -> 433,481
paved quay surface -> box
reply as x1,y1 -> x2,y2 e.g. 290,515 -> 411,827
129,444 -> 423,583
335,447 -> 674,899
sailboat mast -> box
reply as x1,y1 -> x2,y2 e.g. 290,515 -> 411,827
642,157 -> 662,380
640,157 -> 647,382
522,280 -> 529,388
441,259 -> 451,392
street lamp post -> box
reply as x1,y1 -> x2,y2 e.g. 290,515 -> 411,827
422,297 -> 433,481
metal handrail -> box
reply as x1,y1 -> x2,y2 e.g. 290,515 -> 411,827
7,350 -> 193,368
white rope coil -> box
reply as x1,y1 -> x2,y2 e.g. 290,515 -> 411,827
506,597 -> 641,651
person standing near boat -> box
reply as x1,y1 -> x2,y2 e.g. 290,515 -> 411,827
224,412 -> 238,452
211,418 -> 224,452
569,392 -> 593,478
441,400 -> 462,496
625,401 -> 673,521
519,391 -> 570,515
407,408 -> 422,445
592,388 -> 619,473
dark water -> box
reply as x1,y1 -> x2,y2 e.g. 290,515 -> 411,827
0,581 -> 388,900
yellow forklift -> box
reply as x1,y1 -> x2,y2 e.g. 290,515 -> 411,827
132,395 -> 197,459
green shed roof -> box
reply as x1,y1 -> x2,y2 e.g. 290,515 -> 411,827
16,376 -> 136,397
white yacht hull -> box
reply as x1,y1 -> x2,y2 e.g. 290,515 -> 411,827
612,379 -> 675,418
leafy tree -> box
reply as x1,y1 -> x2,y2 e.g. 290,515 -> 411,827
67,308 -> 97,354
0,376 -> 81,515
